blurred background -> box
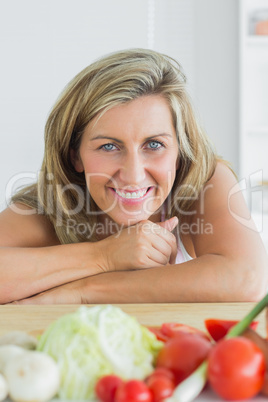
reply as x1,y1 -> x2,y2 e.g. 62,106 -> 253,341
0,0 -> 268,246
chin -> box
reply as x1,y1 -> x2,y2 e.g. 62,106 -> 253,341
111,213 -> 150,227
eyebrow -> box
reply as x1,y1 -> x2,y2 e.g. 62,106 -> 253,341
90,134 -> 173,143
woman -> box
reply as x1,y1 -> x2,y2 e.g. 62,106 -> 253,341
0,48 -> 267,304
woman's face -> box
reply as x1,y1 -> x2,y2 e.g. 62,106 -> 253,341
72,95 -> 179,227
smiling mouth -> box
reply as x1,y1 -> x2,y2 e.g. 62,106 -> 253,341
112,187 -> 152,199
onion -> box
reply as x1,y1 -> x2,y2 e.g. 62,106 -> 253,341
4,351 -> 60,402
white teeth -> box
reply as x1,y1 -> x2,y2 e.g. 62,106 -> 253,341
115,189 -> 148,199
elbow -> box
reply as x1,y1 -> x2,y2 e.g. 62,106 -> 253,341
236,257 -> 268,302
242,285 -> 267,303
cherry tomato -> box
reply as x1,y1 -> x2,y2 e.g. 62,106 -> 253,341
205,319 -> 259,342
156,332 -> 212,384
95,375 -> 124,402
208,337 -> 266,400
146,373 -> 175,401
146,367 -> 176,384
161,322 -> 210,342
115,380 -> 152,402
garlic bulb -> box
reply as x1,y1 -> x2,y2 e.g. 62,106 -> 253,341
4,351 -> 60,402
0,345 -> 26,373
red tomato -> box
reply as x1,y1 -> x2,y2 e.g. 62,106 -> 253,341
95,375 -> 124,402
147,327 -> 170,342
161,322 -> 210,342
156,332 -> 212,384
205,319 -> 259,342
146,367 -> 176,384
208,337 -> 266,400
115,380 -> 152,402
146,374 -> 175,402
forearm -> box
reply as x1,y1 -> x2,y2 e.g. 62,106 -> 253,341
82,254 -> 268,303
0,243 -> 103,304
12,252 -> 268,305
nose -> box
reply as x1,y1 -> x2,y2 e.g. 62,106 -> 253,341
118,151 -> 146,186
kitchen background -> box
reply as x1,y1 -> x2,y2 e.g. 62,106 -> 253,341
0,0 -> 268,248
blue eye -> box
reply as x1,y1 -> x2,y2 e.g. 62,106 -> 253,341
147,140 -> 164,150
101,143 -> 117,151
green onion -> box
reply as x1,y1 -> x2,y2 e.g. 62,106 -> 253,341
164,360 -> 208,402
226,293 -> 268,338
165,293 -> 268,402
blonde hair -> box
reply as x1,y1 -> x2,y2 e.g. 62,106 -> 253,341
12,48 -> 217,243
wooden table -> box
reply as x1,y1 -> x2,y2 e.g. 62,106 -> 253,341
0,303 -> 266,336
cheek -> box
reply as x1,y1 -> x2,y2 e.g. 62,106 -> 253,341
83,155 -> 110,174
154,154 -> 178,185
82,156 -> 120,194
83,156 -> 118,185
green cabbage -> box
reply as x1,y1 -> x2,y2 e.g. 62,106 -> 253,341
37,305 -> 163,400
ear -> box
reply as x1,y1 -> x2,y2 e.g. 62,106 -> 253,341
70,148 -> 84,173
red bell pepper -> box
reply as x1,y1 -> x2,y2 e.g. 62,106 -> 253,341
205,319 -> 259,342
147,326 -> 170,342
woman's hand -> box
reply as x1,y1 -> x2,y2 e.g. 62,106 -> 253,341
96,217 -> 178,272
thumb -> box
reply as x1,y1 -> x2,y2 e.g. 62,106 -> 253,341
157,216 -> 178,232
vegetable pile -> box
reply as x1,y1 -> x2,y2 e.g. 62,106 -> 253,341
94,315 -> 268,402
0,295 -> 268,402
37,305 -> 162,400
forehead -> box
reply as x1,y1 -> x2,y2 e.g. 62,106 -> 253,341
87,95 -> 175,135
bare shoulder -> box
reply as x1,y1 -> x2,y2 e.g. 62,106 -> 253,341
190,160 -> 265,256
207,161 -> 238,188
200,161 -> 236,199
0,203 -> 60,247
193,161 -> 248,216
180,162 -> 238,255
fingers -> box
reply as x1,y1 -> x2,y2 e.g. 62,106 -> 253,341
139,219 -> 177,242
152,230 -> 177,265
99,217 -> 179,272
156,218 -> 178,265
155,217 -> 178,264
157,216 -> 178,232
136,219 -> 178,267
148,246 -> 171,266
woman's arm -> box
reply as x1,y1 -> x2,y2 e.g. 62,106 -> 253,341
0,204 -> 178,304
11,248 -> 267,304
0,204 -> 105,303
14,162 -> 268,304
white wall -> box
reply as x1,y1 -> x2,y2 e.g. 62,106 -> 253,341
0,0 -> 149,211
0,0 -> 239,211
194,0 -> 239,174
